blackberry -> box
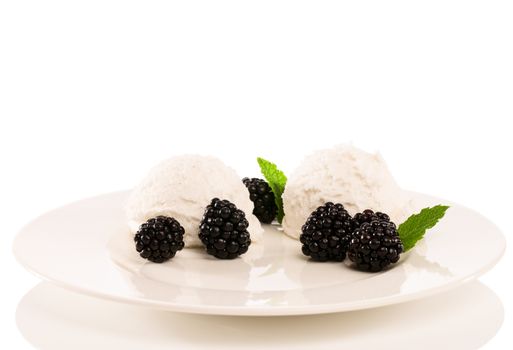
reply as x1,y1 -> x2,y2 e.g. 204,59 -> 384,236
199,198 -> 251,259
299,202 -> 354,262
353,209 -> 390,228
134,216 -> 185,263
242,177 -> 277,224
348,216 -> 404,272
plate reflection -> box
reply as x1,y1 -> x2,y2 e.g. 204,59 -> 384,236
16,281 -> 503,350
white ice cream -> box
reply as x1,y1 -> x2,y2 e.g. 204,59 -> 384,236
282,145 -> 411,239
126,155 -> 263,247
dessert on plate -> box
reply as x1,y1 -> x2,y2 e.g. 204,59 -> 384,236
126,155 -> 263,248
124,145 -> 448,273
282,145 -> 411,240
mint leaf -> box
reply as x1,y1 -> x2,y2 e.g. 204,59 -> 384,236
398,205 -> 450,252
257,157 -> 287,223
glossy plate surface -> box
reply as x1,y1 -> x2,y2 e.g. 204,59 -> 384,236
13,191 -> 505,315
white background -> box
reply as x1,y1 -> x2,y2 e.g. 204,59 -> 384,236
1,0 -> 512,348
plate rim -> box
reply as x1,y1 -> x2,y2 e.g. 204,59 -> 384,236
13,190 -> 507,316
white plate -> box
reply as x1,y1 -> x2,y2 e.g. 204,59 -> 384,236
13,191 -> 505,316
16,281 -> 504,350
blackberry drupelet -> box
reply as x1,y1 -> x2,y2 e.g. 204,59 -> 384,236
299,202 -> 354,262
353,209 -> 390,228
199,198 -> 251,259
242,177 -> 277,224
134,216 -> 185,263
348,215 -> 404,272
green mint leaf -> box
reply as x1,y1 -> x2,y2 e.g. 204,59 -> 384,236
257,157 -> 287,224
398,205 -> 450,252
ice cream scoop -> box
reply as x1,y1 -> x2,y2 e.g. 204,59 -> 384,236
126,155 -> 263,247
282,145 -> 411,240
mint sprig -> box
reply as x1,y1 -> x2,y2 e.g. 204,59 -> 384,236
257,157 -> 287,223
398,205 -> 450,252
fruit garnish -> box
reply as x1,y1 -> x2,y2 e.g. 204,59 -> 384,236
348,214 -> 403,272
199,198 -> 251,259
347,205 -> 449,272
300,202 -> 354,262
242,177 -> 277,224
134,216 -> 185,263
